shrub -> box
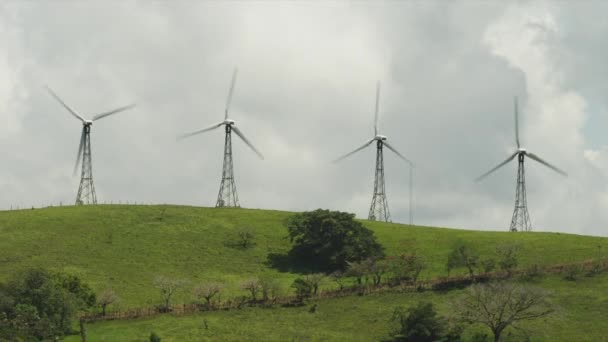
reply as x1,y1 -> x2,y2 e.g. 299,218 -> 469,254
291,278 -> 313,304
390,302 -> 451,342
388,253 -> 425,285
497,244 -> 519,276
150,331 -> 161,342
523,264 -> 544,280
563,263 -> 582,281
479,258 -> 496,274
447,242 -> 479,278
236,228 -> 255,249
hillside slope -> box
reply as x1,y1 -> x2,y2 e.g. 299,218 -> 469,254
1,205 -> 606,307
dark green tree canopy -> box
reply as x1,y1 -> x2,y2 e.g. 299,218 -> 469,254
0,268 -> 96,341
286,209 -> 384,270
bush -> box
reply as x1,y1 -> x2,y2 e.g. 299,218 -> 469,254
286,209 -> 384,270
291,278 -> 313,304
150,331 -> 161,342
522,264 -> 544,280
236,228 -> 255,249
390,302 -> 452,342
388,253 -> 425,285
479,258 -> 496,274
497,244 -> 519,276
563,263 -> 582,281
447,242 -> 479,278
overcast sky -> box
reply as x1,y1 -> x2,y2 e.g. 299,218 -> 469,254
1,1 -> 607,236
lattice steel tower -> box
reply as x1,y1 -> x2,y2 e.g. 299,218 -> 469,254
45,86 -> 135,206
509,153 -> 531,231
75,123 -> 97,205
369,140 -> 390,221
177,68 -> 264,208
216,124 -> 239,207
476,97 -> 566,232
334,82 -> 413,223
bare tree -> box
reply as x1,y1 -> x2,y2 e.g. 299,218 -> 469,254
455,282 -> 553,342
97,289 -> 119,316
192,282 -> 223,308
241,278 -> 261,301
330,271 -> 345,290
154,276 -> 188,311
305,273 -> 325,295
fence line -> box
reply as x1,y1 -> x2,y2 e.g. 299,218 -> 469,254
80,258 -> 606,323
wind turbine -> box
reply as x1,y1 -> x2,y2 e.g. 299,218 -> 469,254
178,68 -> 264,208
476,97 -> 567,232
334,82 -> 414,223
46,86 -> 135,205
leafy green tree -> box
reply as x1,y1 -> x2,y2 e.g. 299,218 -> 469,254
286,209 -> 384,270
447,242 -> 479,278
390,302 -> 452,342
0,268 -> 96,340
388,253 -> 425,285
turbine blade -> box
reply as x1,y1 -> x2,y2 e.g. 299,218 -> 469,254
475,151 -> 518,182
225,68 -> 238,120
374,81 -> 380,136
92,103 -> 136,121
526,152 -> 567,177
73,128 -> 85,176
176,122 -> 225,141
333,138 -> 375,163
232,126 -> 264,160
384,141 -> 413,166
45,86 -> 86,122
514,96 -> 520,148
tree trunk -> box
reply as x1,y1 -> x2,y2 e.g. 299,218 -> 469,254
79,317 -> 86,342
493,328 -> 501,342
102,304 -> 107,316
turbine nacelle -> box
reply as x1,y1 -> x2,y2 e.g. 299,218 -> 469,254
374,134 -> 387,141
83,120 -> 93,126
517,148 -> 527,154
224,119 -> 235,126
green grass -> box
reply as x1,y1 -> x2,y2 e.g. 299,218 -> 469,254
63,273 -> 608,341
1,204 -> 607,310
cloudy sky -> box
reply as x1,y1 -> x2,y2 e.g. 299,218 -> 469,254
1,1 -> 607,236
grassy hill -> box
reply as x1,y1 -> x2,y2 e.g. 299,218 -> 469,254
1,204 -> 607,310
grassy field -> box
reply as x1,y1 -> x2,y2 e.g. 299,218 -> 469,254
63,273 -> 608,341
1,204 -> 607,310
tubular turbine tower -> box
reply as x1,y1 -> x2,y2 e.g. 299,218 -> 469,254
334,82 -> 414,223
476,97 -> 567,232
46,86 -> 135,205
178,68 -> 264,208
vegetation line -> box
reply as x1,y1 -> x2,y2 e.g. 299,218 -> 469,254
80,258 -> 605,323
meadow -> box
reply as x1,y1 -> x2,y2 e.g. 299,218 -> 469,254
62,273 -> 608,341
1,204 -> 607,310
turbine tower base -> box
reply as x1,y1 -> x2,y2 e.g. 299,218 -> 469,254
369,140 -> 391,222
510,154 -> 531,232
